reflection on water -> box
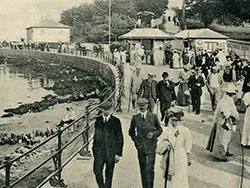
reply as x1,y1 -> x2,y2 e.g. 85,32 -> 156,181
0,64 -> 55,115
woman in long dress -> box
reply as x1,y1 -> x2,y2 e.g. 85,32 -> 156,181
206,83 -> 239,161
241,92 -> 250,146
177,65 -> 191,106
158,108 -> 192,188
172,50 -> 180,69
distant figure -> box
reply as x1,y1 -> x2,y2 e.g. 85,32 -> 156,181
156,72 -> 177,124
177,65 -> 191,106
207,66 -> 223,112
188,67 -> 205,115
58,107 -> 76,130
138,73 -> 157,112
93,101 -> 124,188
130,68 -> 142,111
172,50 -> 180,69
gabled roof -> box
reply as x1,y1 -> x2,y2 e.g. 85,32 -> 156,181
119,28 -> 174,40
26,20 -> 70,29
175,28 -> 229,39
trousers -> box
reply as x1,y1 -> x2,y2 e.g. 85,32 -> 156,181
137,151 -> 156,188
93,153 -> 115,188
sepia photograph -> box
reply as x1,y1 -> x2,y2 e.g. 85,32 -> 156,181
0,0 -> 250,187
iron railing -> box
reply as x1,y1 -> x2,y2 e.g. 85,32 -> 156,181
0,49 -> 124,188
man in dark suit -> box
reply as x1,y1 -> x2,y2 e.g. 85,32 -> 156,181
92,101 -> 124,188
138,73 -> 157,113
129,98 -> 162,188
156,71 -> 177,124
188,67 -> 205,114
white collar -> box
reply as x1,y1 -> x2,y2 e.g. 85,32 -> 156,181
103,114 -> 111,122
140,111 -> 147,118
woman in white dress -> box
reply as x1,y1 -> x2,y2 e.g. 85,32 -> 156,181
172,50 -> 181,69
241,92 -> 250,146
157,108 -> 192,188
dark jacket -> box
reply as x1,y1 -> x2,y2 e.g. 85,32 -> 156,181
156,80 -> 176,102
138,79 -> 157,101
242,66 -> 250,93
92,115 -> 124,158
129,112 -> 162,154
188,74 -> 205,96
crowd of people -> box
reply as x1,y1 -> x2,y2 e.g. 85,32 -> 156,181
91,45 -> 250,188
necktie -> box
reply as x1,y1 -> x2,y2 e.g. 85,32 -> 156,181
141,114 -> 145,121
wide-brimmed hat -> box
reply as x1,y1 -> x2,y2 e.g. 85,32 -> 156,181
99,101 -> 112,110
167,107 -> 184,121
137,98 -> 149,106
148,72 -> 155,77
223,83 -> 237,94
212,66 -> 219,71
243,92 -> 250,106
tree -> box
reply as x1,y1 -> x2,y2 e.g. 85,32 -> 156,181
134,0 -> 168,18
185,0 -> 250,26
60,0 -> 170,42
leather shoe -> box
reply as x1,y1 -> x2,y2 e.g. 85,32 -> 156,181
225,152 -> 233,157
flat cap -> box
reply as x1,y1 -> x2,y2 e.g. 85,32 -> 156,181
99,101 -> 112,110
137,98 -> 149,106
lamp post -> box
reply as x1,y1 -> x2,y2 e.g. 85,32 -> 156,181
108,0 -> 111,47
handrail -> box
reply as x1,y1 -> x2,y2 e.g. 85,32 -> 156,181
0,48 -> 124,188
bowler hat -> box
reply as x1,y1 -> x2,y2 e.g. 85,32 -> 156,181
162,72 -> 169,78
99,101 -> 112,110
137,98 -> 149,106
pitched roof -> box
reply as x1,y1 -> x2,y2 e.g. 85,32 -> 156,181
175,28 -> 229,39
26,20 -> 70,29
119,28 -> 174,40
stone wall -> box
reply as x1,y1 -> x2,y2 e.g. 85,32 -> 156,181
0,49 -> 115,90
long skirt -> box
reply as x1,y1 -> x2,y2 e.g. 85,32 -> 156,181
177,82 -> 189,106
241,106 -> 250,146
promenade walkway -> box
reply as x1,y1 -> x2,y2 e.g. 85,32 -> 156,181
43,64 -> 250,188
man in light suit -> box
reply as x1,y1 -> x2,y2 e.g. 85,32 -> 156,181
129,98 -> 162,188
138,73 -> 157,112
92,101 -> 124,188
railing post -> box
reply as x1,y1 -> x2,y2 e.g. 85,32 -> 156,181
4,156 -> 11,188
79,101 -> 92,159
49,126 -> 66,187
57,126 -> 62,184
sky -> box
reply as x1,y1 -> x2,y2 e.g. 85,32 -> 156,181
0,0 -> 182,41
0,0 -> 93,41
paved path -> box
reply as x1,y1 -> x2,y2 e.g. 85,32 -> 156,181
43,64 -> 250,188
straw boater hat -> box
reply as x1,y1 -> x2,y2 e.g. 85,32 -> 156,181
148,72 -> 155,77
224,83 -> 237,94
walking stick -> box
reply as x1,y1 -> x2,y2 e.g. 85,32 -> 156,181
127,78 -> 133,112
157,100 -> 159,117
